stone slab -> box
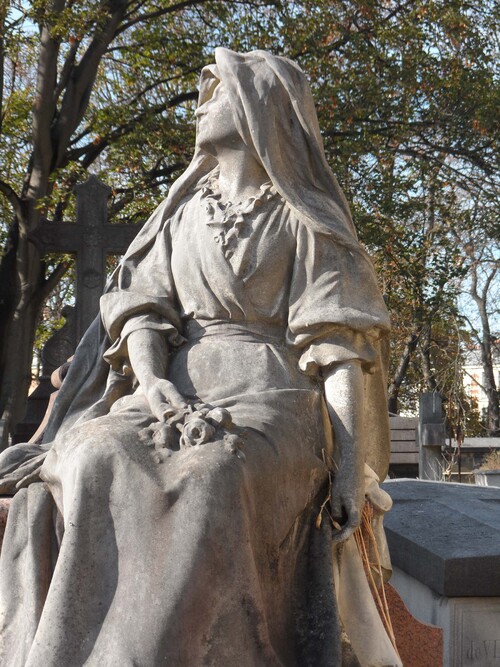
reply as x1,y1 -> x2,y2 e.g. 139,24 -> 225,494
390,453 -> 419,464
462,438 -> 500,449
389,416 -> 418,429
391,441 -> 419,452
382,479 -> 500,597
391,431 -> 418,443
456,601 -> 500,666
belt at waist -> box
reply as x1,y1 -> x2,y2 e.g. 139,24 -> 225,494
184,319 -> 284,344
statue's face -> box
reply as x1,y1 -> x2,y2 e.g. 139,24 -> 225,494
195,82 -> 241,155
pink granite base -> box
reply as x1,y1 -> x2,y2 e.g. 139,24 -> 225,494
385,582 -> 443,667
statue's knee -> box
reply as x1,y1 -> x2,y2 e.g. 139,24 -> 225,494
56,420 -> 132,476
188,445 -> 246,495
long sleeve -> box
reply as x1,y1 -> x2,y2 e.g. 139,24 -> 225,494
100,211 -> 185,374
287,219 -> 390,375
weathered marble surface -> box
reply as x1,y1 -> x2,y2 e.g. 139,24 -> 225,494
0,49 -> 396,666
0,497 -> 11,551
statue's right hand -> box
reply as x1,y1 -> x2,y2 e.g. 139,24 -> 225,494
146,379 -> 188,422
0,450 -> 48,495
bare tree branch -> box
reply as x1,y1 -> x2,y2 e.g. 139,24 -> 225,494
53,0 -> 130,167
65,90 -> 197,167
38,261 -> 70,304
115,0 -> 209,36
53,38 -> 81,104
0,179 -> 24,221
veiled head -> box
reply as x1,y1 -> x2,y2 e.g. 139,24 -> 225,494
192,49 -> 356,244
196,49 -> 324,165
140,49 -> 362,259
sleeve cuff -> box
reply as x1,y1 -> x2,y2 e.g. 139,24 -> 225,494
298,330 -> 378,376
100,290 -> 182,342
103,313 -> 185,374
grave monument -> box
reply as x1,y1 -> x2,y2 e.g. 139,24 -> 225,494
0,49 -> 399,666
11,177 -> 144,444
383,479 -> 500,666
30,175 -> 142,340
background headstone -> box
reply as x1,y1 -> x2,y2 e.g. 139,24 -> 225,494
418,392 -> 446,480
12,306 -> 77,443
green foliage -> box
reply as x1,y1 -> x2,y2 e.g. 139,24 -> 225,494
34,265 -> 75,351
0,0 -> 498,419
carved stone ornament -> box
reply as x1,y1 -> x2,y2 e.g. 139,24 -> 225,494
82,268 -> 102,289
83,225 -> 104,248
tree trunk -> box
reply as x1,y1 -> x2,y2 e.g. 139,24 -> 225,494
470,264 -> 500,437
478,321 -> 500,437
0,231 -> 45,448
419,325 -> 438,392
0,0 -> 131,448
388,332 -> 419,414
0,221 -> 19,352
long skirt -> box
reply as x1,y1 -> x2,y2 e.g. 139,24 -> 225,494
0,330 -> 342,666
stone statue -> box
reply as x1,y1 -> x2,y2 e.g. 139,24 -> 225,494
0,49 -> 400,666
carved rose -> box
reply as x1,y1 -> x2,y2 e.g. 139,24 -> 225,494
179,418 -> 216,448
206,407 -> 233,429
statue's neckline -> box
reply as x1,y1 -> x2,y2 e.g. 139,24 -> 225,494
200,178 -> 278,260
201,178 -> 276,219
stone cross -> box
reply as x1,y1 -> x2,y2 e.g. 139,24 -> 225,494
32,176 -> 142,340
11,176 -> 143,444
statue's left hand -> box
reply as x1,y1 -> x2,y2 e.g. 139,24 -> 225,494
330,464 -> 365,543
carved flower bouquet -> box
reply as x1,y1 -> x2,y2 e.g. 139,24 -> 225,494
138,404 -> 245,463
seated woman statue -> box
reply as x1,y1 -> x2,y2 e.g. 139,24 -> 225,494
0,49 -> 399,666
